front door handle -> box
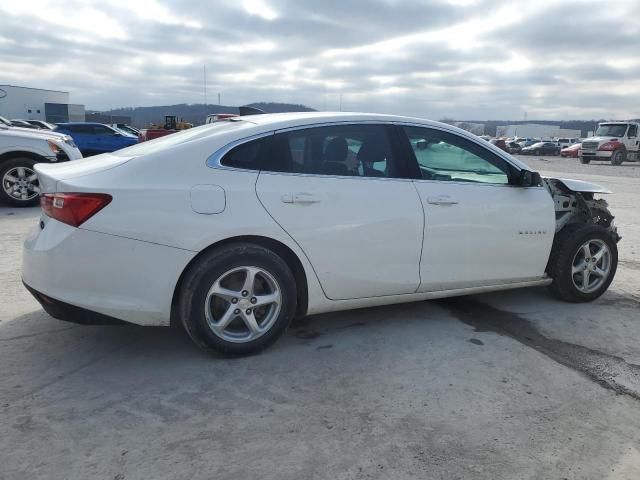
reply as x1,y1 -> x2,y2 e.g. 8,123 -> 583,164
281,193 -> 321,204
427,195 -> 458,206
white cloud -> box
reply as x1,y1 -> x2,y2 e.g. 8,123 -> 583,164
0,0 -> 639,119
242,0 -> 278,20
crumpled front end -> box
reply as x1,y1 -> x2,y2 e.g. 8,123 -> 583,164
543,177 -> 620,242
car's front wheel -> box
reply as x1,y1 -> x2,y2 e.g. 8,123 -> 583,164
547,224 -> 618,302
179,243 -> 297,356
0,158 -> 41,207
611,149 -> 626,166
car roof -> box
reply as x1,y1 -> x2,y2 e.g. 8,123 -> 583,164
244,111 -> 447,128
56,122 -> 109,126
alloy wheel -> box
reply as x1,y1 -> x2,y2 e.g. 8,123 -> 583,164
571,239 -> 611,294
2,166 -> 40,201
204,266 -> 282,343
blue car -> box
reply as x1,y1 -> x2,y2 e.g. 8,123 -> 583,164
54,122 -> 137,156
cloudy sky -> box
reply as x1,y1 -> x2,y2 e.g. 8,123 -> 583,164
1,0 -> 639,120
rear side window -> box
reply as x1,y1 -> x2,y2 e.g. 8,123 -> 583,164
220,136 -> 271,170
266,124 -> 400,178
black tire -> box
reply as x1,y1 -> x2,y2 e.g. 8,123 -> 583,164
0,157 -> 40,207
580,156 -> 591,164
547,224 -> 618,302
610,149 -> 626,166
179,243 -> 297,356
534,149 -> 541,156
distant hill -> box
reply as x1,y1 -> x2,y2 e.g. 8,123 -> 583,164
94,102 -> 315,128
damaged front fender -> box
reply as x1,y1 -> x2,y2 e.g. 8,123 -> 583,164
543,177 -> 620,242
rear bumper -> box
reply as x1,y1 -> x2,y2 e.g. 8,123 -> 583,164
24,282 -> 126,325
22,219 -> 195,326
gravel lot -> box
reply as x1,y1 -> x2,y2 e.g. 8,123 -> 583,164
1,156 -> 639,480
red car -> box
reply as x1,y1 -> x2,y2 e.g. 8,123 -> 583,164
560,143 -> 581,158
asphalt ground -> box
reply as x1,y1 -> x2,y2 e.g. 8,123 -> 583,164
1,155 -> 639,479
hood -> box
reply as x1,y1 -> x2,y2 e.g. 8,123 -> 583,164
0,124 -> 67,140
545,176 -> 612,194
582,136 -> 617,144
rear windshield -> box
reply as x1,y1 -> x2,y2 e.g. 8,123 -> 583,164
111,120 -> 252,157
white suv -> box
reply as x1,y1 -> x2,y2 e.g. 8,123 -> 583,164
0,117 -> 82,206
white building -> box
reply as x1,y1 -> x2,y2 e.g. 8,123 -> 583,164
0,85 -> 85,122
453,121 -> 485,135
496,123 -> 581,139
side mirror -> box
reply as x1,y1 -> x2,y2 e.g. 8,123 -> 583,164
519,170 -> 542,187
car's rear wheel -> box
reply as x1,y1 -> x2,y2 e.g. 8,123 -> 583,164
547,224 -> 617,302
179,243 -> 297,356
0,158 -> 40,207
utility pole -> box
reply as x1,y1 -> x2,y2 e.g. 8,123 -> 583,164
339,92 -> 343,112
218,92 -> 221,105
203,65 -> 207,105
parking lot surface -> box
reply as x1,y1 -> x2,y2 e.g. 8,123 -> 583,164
1,156 -> 639,479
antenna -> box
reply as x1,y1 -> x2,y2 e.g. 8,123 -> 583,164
203,65 -> 207,105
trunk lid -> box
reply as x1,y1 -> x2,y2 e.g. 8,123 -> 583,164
34,153 -> 131,193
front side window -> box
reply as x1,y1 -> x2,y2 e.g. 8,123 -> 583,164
628,125 -> 637,137
403,126 -> 511,185
267,124 -> 399,178
65,125 -> 93,134
93,125 -> 116,135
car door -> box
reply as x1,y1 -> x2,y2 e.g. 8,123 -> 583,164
91,125 -> 118,152
400,125 -> 555,292
251,123 -> 423,300
63,125 -> 94,154
625,124 -> 638,153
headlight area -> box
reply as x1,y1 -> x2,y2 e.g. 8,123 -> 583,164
62,135 -> 77,148
47,140 -> 71,162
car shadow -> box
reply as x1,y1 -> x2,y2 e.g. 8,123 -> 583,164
3,285 -> 638,407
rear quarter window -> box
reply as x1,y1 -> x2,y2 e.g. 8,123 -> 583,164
220,136 -> 272,170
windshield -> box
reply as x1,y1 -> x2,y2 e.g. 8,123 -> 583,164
596,124 -> 627,137
111,119 -> 254,157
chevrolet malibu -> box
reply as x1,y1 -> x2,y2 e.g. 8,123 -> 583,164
22,112 -> 620,355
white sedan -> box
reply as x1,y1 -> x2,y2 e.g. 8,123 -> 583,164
22,112 -> 620,355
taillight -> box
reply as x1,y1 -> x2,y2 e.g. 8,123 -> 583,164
598,141 -> 618,151
40,193 -> 112,227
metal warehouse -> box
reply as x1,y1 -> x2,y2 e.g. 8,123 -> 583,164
0,84 -> 85,123
496,123 -> 581,139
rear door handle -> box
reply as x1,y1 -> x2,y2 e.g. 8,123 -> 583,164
281,193 -> 321,204
427,195 -> 458,206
